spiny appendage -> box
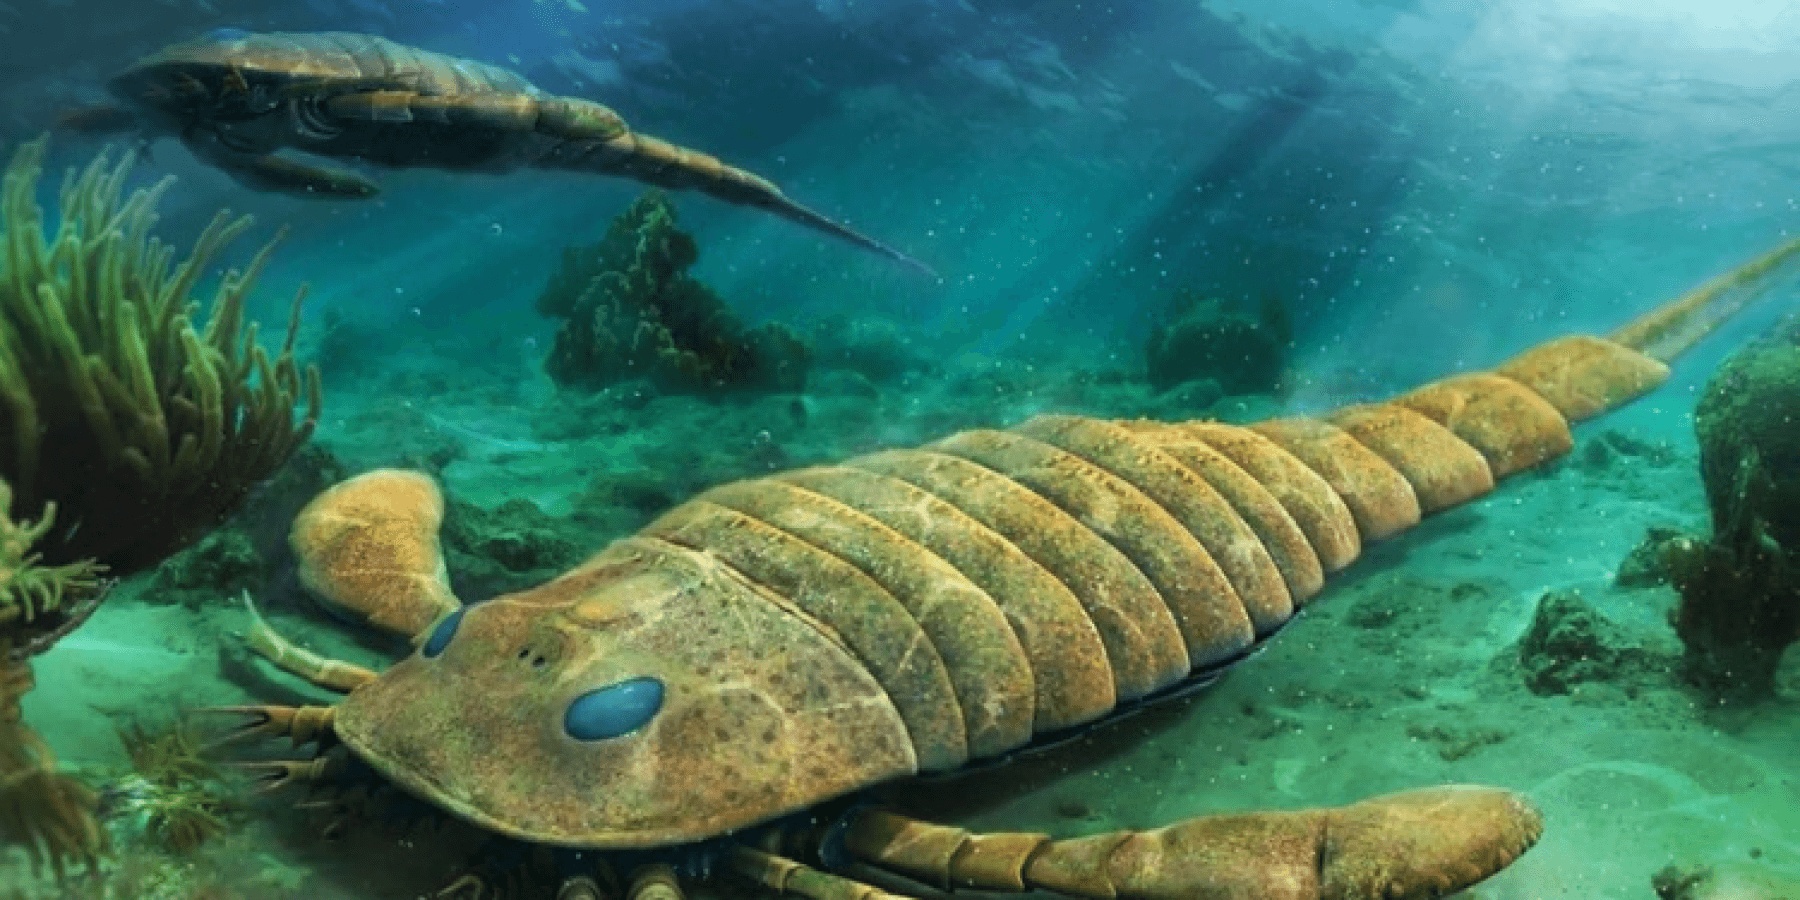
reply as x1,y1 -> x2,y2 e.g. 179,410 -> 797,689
841,786 -> 1542,900
232,747 -> 351,793
240,592 -> 376,693
199,703 -> 336,749
731,847 -> 908,900
290,468 -> 461,644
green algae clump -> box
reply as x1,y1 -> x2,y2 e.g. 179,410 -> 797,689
0,136 -> 322,574
537,190 -> 809,394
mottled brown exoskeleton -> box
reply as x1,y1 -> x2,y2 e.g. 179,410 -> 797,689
59,30 -> 933,275
215,246 -> 1791,900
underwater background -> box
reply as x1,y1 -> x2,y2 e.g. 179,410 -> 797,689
0,0 -> 1798,897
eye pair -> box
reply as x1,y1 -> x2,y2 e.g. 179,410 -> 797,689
421,608 -> 664,742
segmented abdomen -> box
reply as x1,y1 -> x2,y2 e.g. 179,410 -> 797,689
638,335 -> 1668,773
240,31 -> 539,97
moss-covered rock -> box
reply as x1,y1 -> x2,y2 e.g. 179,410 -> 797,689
441,497 -> 589,602
537,191 -> 808,394
1144,291 -> 1290,395
1669,316 -> 1800,702
1695,316 -> 1800,548
1517,589 -> 1649,696
145,530 -> 261,610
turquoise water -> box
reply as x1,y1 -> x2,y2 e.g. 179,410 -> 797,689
3,2 -> 1799,898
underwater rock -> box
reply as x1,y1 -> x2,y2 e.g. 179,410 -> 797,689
1616,526 -> 1687,589
1144,291 -> 1290,394
146,530 -> 262,610
1516,589 -> 1651,696
810,315 -> 933,383
309,306 -> 383,385
537,191 -> 810,395
236,444 -> 352,559
146,444 -> 350,610
441,496 -> 588,601
0,138 -> 321,574
1669,316 -> 1800,703
1149,377 -> 1227,417
1696,316 -> 1800,548
1575,427 -> 1681,474
1654,862 -> 1800,900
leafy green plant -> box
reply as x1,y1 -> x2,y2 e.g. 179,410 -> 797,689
0,136 -> 321,573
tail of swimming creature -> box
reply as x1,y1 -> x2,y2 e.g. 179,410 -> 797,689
546,130 -> 938,279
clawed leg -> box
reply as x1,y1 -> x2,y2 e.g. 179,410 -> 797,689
198,703 -> 336,748
841,786 -> 1542,900
623,865 -> 680,900
434,862 -> 621,900
240,592 -> 376,693
231,749 -> 349,793
732,847 -> 909,900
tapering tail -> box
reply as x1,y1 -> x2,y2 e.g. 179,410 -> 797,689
1609,234 -> 1800,362
551,130 -> 939,278
1137,233 -> 1800,571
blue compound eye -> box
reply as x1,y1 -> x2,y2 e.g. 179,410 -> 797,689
421,608 -> 465,659
205,27 -> 251,42
564,677 -> 664,741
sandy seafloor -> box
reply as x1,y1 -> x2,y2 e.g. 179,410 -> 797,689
4,323 -> 1798,900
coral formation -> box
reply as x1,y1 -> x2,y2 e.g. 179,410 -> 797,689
537,190 -> 809,394
1144,291 -> 1290,394
1663,316 -> 1800,702
0,136 -> 322,573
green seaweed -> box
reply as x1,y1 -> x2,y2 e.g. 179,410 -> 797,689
537,191 -> 808,394
111,718 -> 233,856
0,476 -> 106,881
0,479 -> 102,627
0,136 -> 322,573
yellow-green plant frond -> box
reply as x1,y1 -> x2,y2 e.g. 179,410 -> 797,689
0,658 -> 105,880
0,479 -> 103,626
112,717 -> 235,856
116,718 -> 215,791
0,135 -> 322,573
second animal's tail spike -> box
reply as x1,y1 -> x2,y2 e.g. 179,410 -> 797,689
551,129 -> 938,278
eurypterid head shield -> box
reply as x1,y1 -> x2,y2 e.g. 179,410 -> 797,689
331,534 -> 917,849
